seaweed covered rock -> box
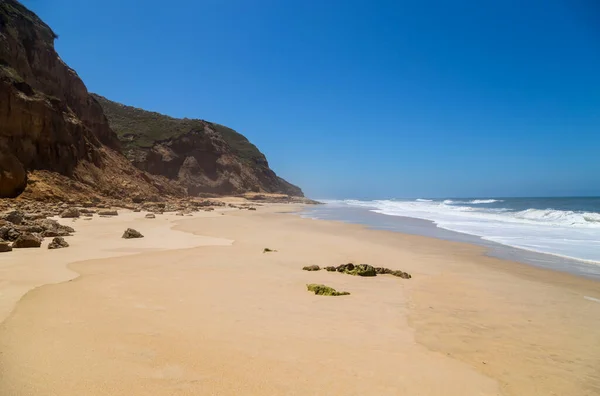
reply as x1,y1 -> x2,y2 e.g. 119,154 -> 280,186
48,237 -> 69,249
306,284 -> 350,296
122,228 -> 143,239
302,265 -> 321,271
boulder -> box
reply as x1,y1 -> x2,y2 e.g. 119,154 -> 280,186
5,211 -> 24,225
48,237 -> 69,249
302,265 -> 321,271
0,242 -> 12,253
145,213 -> 156,219
0,226 -> 21,241
324,266 -> 337,272
122,228 -> 144,239
60,208 -> 81,218
12,233 -> 42,248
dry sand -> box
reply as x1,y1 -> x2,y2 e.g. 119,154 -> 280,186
0,204 -> 599,395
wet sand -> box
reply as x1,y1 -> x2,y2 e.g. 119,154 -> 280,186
0,204 -> 599,395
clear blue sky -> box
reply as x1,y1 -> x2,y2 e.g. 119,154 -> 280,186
23,0 -> 600,199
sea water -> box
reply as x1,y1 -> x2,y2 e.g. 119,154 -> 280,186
301,197 -> 600,278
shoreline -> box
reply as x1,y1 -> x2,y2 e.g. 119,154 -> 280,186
1,203 -> 599,395
300,204 -> 600,280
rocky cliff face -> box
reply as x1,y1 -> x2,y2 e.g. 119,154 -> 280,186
0,0 -> 184,200
0,1 -> 301,200
92,94 -> 303,197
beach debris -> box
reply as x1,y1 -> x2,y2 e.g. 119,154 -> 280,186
122,228 -> 144,239
0,241 -> 12,252
263,248 -> 277,253
12,232 -> 42,248
60,208 -> 80,218
303,265 -> 321,271
307,284 -> 350,296
98,210 -> 118,216
48,237 -> 69,249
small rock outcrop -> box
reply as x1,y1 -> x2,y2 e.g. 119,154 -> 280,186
306,284 -> 350,296
48,237 -> 69,249
122,228 -> 143,239
332,263 -> 411,279
12,233 -> 42,248
302,265 -> 321,271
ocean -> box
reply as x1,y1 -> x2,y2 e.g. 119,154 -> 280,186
301,197 -> 600,279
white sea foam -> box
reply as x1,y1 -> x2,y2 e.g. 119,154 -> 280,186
444,199 -> 503,204
416,198 -> 433,202
328,199 -> 600,264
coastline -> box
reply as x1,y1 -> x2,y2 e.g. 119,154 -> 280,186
301,204 -> 600,280
1,203 -> 599,395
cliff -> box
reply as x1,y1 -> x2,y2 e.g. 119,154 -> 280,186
0,0 -> 184,200
0,0 -> 302,200
91,94 -> 303,197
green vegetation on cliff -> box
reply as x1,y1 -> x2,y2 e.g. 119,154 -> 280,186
91,94 -> 266,164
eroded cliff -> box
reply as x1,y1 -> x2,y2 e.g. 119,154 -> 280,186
92,94 -> 303,197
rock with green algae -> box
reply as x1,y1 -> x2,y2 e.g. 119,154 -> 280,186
306,284 -> 350,296
344,263 -> 377,277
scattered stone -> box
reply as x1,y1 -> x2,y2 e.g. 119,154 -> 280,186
247,207 -> 257,211
133,208 -> 141,212
12,233 -> 42,248
0,242 -> 12,252
203,208 -> 214,212
5,211 -> 24,225
98,210 -> 118,216
306,284 -> 350,296
60,208 -> 81,218
390,270 -> 411,279
324,266 -> 337,272
302,265 -> 321,271
176,212 -> 184,216
122,228 -> 144,239
263,248 -> 277,253
83,218 -> 92,221
145,213 -> 156,219
48,237 -> 69,249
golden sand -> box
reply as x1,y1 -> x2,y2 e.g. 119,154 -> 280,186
0,205 -> 598,395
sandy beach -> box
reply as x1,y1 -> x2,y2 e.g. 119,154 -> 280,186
1,203 -> 599,396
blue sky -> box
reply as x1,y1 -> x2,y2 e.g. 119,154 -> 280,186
23,0 -> 600,198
